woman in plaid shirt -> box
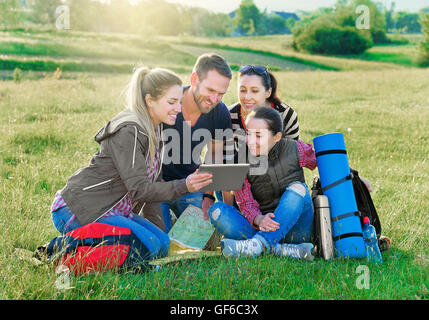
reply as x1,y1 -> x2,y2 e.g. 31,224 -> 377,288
209,107 -> 317,260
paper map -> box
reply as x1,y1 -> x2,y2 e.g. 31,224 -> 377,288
168,204 -> 217,250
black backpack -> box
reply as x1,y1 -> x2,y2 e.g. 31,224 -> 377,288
311,168 -> 382,239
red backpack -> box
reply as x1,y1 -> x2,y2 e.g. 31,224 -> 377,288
36,222 -> 152,275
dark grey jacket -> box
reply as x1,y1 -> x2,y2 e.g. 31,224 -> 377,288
60,109 -> 188,229
247,138 -> 305,214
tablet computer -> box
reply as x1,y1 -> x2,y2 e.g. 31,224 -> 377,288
197,164 -> 250,192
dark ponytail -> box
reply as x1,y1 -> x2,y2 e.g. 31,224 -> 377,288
246,107 -> 283,136
266,72 -> 282,106
239,66 -> 282,106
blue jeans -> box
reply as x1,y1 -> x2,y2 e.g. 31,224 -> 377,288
51,205 -> 170,259
161,192 -> 204,233
214,190 -> 240,210
208,182 -> 314,251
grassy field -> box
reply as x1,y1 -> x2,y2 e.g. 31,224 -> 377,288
168,34 -> 417,71
0,29 -> 428,300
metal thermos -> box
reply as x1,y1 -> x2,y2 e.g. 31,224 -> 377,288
313,195 -> 334,260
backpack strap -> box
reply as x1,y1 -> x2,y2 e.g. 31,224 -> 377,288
321,173 -> 353,193
333,232 -> 363,241
315,149 -> 351,193
331,210 -> 361,222
315,149 -> 347,157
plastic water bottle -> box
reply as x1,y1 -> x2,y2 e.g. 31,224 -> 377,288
362,217 -> 383,264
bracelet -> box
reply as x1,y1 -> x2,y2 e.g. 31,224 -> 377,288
202,194 -> 216,202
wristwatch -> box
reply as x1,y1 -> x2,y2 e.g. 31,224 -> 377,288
202,193 -> 216,202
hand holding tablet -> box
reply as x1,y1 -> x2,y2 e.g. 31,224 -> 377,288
197,164 -> 250,192
185,169 -> 213,193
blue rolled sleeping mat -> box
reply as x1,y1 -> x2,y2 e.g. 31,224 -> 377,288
313,133 -> 366,258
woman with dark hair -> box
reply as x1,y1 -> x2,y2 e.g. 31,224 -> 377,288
217,65 -> 300,207
224,65 -> 299,165
210,107 -> 317,260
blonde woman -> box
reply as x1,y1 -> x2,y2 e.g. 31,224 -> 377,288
50,67 -> 213,260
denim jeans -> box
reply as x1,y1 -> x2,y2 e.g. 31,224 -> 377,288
51,205 -> 170,259
214,190 -> 240,210
208,182 -> 314,251
161,191 -> 204,233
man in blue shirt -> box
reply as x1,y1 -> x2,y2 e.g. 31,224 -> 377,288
161,53 -> 233,232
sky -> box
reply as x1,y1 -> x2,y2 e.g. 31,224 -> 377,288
166,0 -> 429,13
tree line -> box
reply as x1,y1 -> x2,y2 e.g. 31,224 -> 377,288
0,0 -> 428,65
291,0 -> 429,65
0,0 -> 296,36
0,0 -> 426,37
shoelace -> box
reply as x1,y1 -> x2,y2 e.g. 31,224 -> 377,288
235,239 -> 260,255
280,244 -> 301,258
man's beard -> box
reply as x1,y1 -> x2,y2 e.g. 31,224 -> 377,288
192,85 -> 215,114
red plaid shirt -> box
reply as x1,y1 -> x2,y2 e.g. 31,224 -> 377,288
235,140 -> 316,227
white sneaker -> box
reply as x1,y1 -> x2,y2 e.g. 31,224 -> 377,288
272,243 -> 315,261
220,238 -> 264,258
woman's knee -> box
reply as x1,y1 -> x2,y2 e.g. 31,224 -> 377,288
134,216 -> 170,247
286,182 -> 308,197
51,206 -> 81,234
100,216 -> 162,259
208,202 -> 241,228
208,202 -> 228,222
276,182 -> 310,219
131,215 -> 170,258
208,202 -> 255,240
279,182 -> 310,205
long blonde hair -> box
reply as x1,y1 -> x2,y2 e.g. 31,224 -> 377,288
125,66 -> 182,165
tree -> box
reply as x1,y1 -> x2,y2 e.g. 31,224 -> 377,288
385,1 -> 395,32
235,0 -> 262,35
186,7 -> 232,37
0,0 -> 23,27
395,11 -> 422,33
292,0 -> 376,54
69,0 -> 100,32
285,17 -> 297,32
337,0 -> 388,43
29,0 -> 61,26
417,13 -> 429,67
292,14 -> 372,54
261,13 -> 288,35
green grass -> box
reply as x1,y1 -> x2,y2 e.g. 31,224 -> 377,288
172,34 -> 411,71
357,51 -> 414,66
0,29 -> 197,76
335,45 -> 420,67
175,41 -> 341,71
0,29 -> 428,300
